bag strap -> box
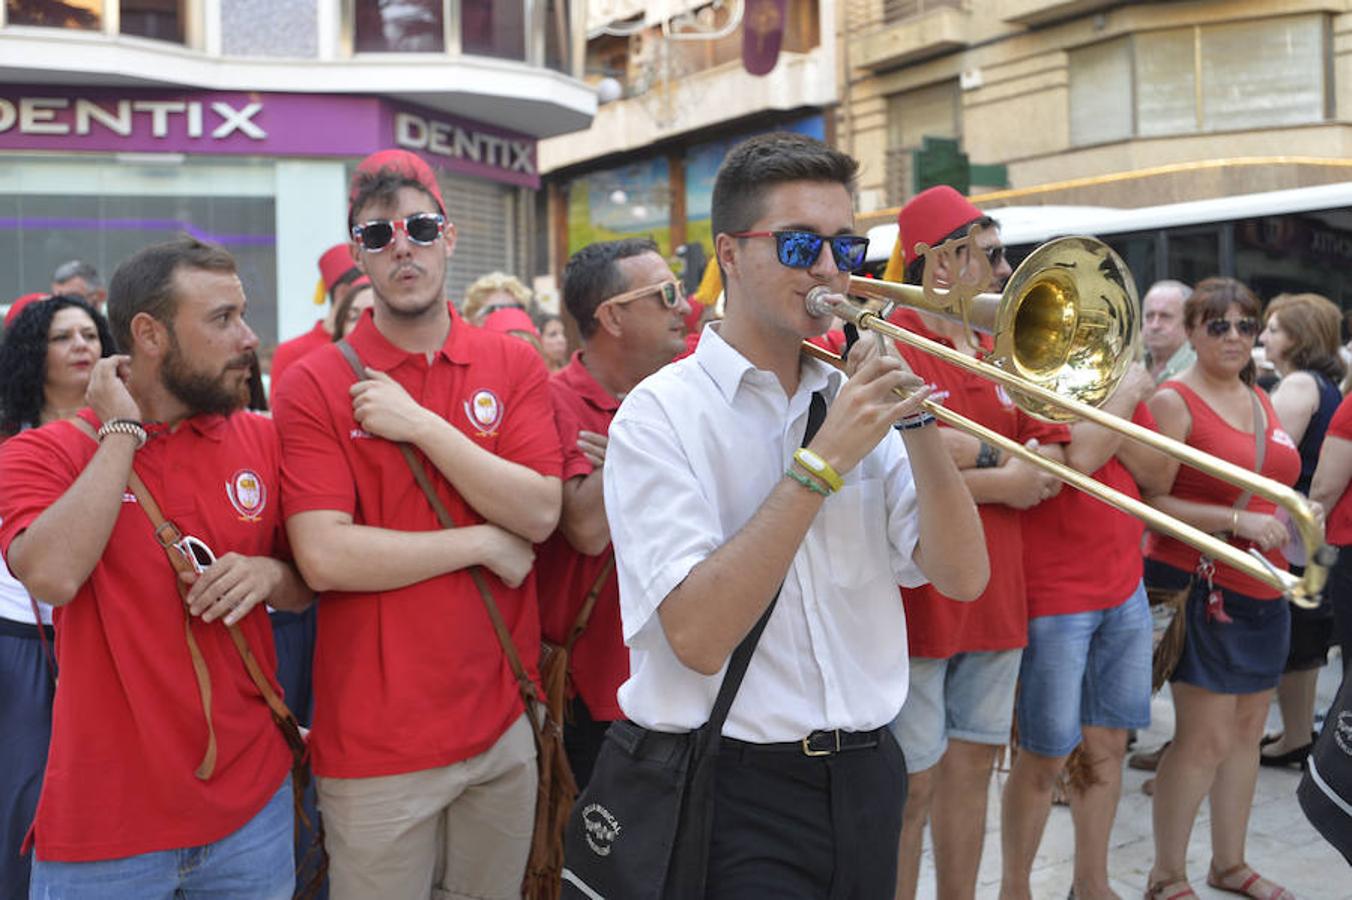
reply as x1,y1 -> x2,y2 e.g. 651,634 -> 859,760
72,418 -> 304,781
703,390 -> 827,740
336,340 -> 543,726
562,555 -> 615,656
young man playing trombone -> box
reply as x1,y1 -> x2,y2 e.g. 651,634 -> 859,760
599,132 -> 987,895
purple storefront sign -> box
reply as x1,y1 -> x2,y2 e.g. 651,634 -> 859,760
0,88 -> 539,188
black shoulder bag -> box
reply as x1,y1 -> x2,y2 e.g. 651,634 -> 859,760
560,391 -> 827,900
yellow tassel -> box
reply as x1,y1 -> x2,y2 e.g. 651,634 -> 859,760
313,277 -> 327,306
882,233 -> 905,283
693,257 -> 722,307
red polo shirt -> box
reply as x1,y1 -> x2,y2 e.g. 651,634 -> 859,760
269,320 -> 330,404
1023,403 -> 1156,618
889,309 -> 1069,658
273,306 -> 563,778
0,411 -> 291,862
1324,394 -> 1352,545
536,353 -> 624,720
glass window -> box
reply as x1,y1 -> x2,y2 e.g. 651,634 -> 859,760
354,0 -> 444,53
1200,16 -> 1324,131
1135,28 -> 1196,137
1068,38 -> 1132,146
544,0 -> 571,74
1166,229 -> 1220,289
6,0 -> 103,29
461,0 -> 525,60
120,0 -> 183,43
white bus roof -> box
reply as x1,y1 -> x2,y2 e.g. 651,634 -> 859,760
865,181 -> 1352,261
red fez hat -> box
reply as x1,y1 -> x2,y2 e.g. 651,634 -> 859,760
318,243 -> 360,294
896,185 -> 986,268
350,149 -> 446,219
5,292 -> 49,328
481,307 -> 539,337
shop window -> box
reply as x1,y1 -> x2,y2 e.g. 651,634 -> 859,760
354,0 -> 445,53
461,0 -> 525,61
543,0 -> 572,74
1070,14 -> 1327,146
6,0 -> 103,30
121,0 -> 183,43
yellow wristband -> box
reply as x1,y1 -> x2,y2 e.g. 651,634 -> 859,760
794,448 -> 843,493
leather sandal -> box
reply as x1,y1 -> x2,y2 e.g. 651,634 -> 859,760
1206,863 -> 1295,900
1144,878 -> 1197,899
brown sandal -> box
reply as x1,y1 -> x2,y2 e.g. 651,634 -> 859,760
1144,878 -> 1197,899
1206,863 -> 1295,900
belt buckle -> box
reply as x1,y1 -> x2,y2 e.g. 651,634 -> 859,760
801,730 -> 840,757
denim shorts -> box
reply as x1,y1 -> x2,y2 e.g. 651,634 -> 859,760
889,649 -> 1022,774
1015,581 -> 1152,758
30,775 -> 293,900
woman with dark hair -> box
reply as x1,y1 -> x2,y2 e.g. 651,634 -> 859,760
1257,293 -> 1345,768
1143,278 -> 1300,900
537,311 -> 568,372
0,294 -> 115,897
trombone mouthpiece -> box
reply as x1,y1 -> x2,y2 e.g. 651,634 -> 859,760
805,285 -> 839,318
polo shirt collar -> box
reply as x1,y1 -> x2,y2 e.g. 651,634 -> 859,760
558,351 -> 620,413
346,301 -> 470,370
143,412 -> 227,442
695,322 -> 841,406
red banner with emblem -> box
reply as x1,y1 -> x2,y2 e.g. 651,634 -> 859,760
742,0 -> 787,76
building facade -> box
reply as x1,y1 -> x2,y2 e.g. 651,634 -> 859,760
0,0 -> 595,352
537,0 -> 836,294
842,0 -> 1352,218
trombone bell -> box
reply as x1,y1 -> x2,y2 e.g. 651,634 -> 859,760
846,236 -> 1139,422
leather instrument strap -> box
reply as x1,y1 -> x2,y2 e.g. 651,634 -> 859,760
73,418 -> 302,781
563,556 -> 614,657
336,341 -> 545,728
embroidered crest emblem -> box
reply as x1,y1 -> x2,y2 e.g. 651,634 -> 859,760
464,389 -> 503,437
581,803 -> 621,857
226,469 -> 267,522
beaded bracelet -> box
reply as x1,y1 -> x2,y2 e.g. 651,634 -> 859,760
786,468 -> 831,497
895,411 -> 937,431
97,417 -> 148,449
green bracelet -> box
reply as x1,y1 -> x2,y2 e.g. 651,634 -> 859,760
787,467 -> 831,497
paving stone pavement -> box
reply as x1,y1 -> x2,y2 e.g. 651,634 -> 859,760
911,649 -> 1350,899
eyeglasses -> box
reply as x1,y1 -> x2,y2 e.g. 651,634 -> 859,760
961,242 -> 1006,268
173,535 -> 217,575
598,280 -> 686,312
351,213 -> 446,252
731,230 -> 870,272
1204,317 -> 1259,338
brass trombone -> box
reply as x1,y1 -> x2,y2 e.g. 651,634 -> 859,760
800,235 -> 1332,608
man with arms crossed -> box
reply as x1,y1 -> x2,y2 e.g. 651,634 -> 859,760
603,132 -> 987,896
273,149 -> 563,899
1,237 -> 309,897
536,237 -> 692,788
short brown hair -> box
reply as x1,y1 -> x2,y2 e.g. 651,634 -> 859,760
106,236 -> 236,351
1265,292 -> 1346,383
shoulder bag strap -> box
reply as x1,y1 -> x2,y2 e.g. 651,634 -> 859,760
703,390 -> 828,740
337,340 -> 543,724
72,418 -> 304,781
563,555 -> 615,656
1230,390 -> 1267,520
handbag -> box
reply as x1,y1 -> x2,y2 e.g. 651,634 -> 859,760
336,341 -> 573,900
560,391 -> 827,900
1149,389 -> 1265,691
1297,673 -> 1352,864
72,419 -> 326,898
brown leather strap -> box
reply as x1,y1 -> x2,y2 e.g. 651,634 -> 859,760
337,340 -> 544,726
563,555 -> 614,656
74,417 -> 304,780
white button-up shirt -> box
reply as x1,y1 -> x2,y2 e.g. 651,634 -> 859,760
603,323 -> 927,742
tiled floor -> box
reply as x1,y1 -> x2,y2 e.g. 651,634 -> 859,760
911,650 -> 1349,899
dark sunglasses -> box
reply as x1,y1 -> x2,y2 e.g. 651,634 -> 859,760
732,230 -> 870,272
961,242 -> 1006,268
599,280 -> 686,312
351,212 -> 446,252
1204,317 -> 1259,338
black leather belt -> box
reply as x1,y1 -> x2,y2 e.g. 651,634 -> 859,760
726,727 -> 886,758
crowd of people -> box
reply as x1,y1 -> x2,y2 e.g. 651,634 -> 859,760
0,133 -> 1347,900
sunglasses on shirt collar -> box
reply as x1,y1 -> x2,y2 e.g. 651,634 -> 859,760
731,230 -> 870,272
351,212 -> 446,252
1203,317 -> 1259,338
